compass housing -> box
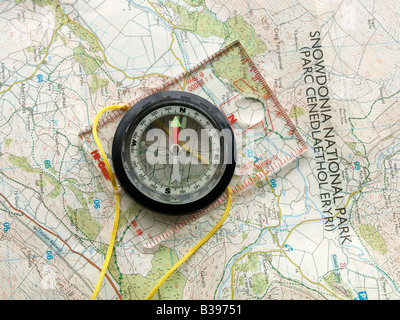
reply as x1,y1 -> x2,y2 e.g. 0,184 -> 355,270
112,91 -> 236,215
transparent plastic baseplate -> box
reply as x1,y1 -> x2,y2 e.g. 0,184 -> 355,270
78,41 -> 307,248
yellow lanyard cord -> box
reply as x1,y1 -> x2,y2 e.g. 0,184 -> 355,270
91,104 -> 233,300
145,186 -> 232,300
91,104 -> 128,300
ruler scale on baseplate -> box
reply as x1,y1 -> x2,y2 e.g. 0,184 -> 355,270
78,41 -> 307,248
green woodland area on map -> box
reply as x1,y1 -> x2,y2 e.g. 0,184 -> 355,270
116,246 -> 186,300
73,45 -> 109,94
165,0 -> 266,56
234,254 -> 269,296
165,0 -> 267,90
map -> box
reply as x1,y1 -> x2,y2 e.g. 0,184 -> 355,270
0,0 -> 399,300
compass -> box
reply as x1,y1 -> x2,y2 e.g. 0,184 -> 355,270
112,91 -> 236,215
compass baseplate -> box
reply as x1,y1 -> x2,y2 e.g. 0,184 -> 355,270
78,41 -> 307,248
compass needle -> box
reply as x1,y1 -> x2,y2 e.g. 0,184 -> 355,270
170,144 -> 181,183
171,115 -> 181,145
155,118 -> 209,165
171,159 -> 181,183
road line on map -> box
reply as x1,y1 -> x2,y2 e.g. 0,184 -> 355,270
0,23 -> 63,96
280,188 -> 363,246
277,189 -> 363,299
0,1 -> 173,98
228,169 -> 362,300
0,192 -> 123,300
146,0 -> 187,88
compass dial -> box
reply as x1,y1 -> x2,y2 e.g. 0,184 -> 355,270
112,91 -> 236,215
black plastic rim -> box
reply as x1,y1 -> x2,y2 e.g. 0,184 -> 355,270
112,91 -> 236,215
